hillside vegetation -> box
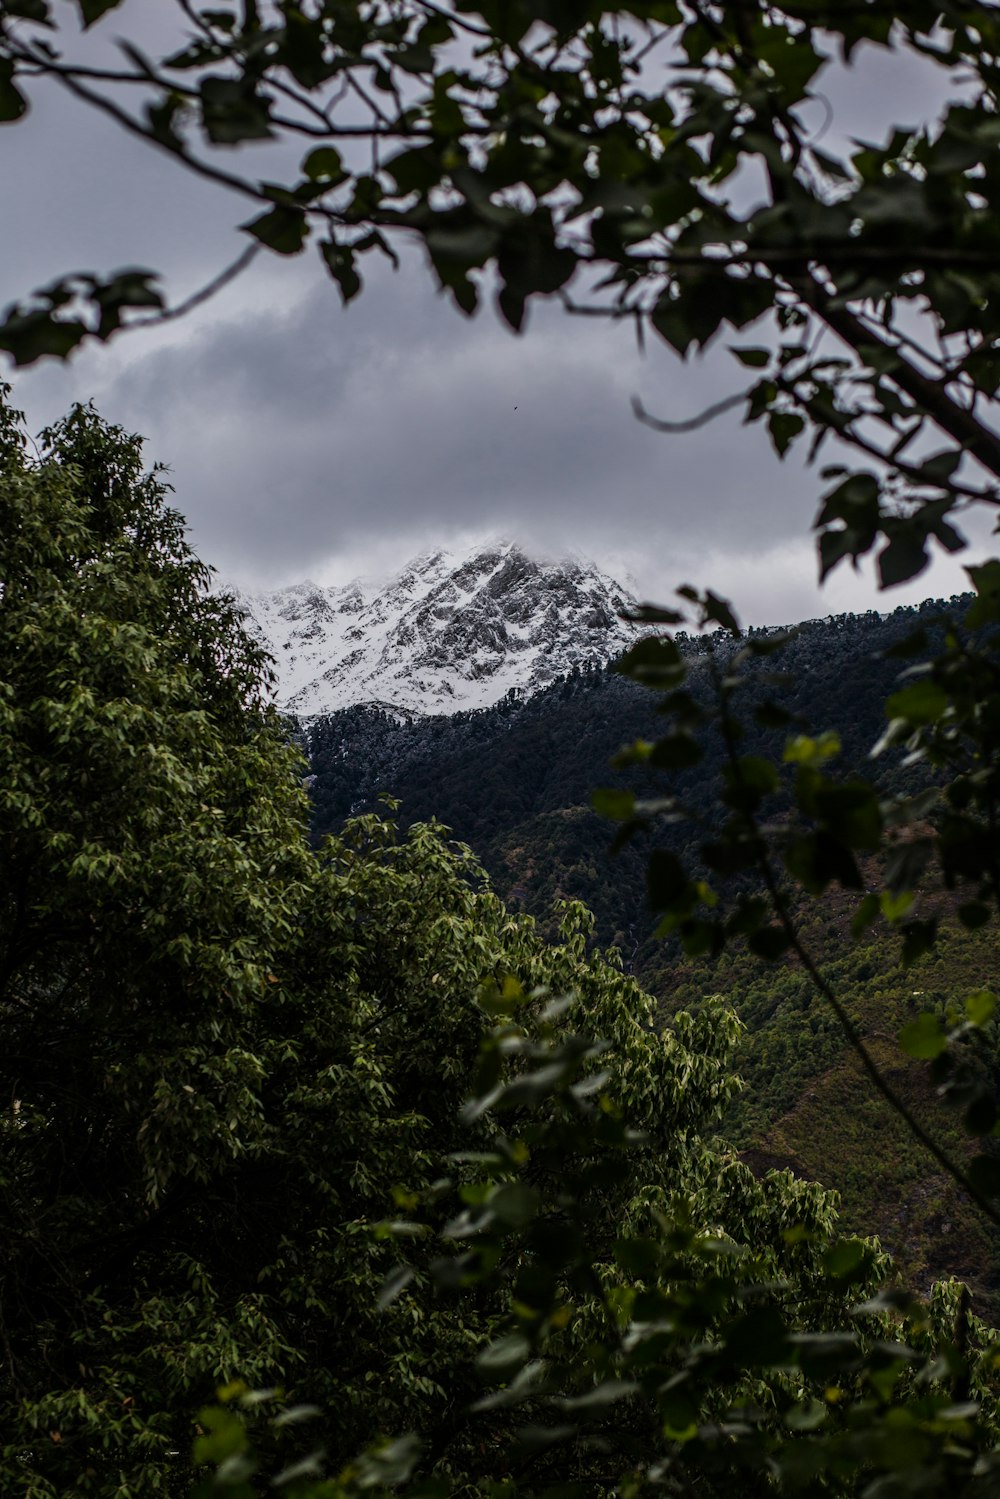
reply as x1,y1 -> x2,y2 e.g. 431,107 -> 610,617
11,394 -> 998,1496
305,601 -> 951,943
304,599 -> 1000,1307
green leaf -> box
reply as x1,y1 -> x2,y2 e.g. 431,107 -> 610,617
615,634 -> 684,688
724,754 -> 779,806
271,1402 -> 322,1427
723,1306 -> 789,1367
900,918 -> 937,966
823,1239 -> 866,1279
192,1404 -> 250,1467
241,205 -> 309,255
785,831 -> 861,894
785,1399 -> 828,1432
591,788 -> 635,821
302,146 -> 345,183
614,1235 -> 661,1278
767,410 -> 805,458
658,1385 -> 699,1440
624,602 -> 686,625
646,848 -> 689,910
497,284 -> 525,332
819,527 -> 860,581
3,0 -> 51,16
477,1333 -> 530,1382
0,307 -> 87,365
377,1264 -> 415,1310
851,892 -> 879,938
784,731 -> 841,766
0,59 -> 28,123
885,680 -> 948,726
77,0 -> 124,24
320,240 -> 361,303
814,782 -> 882,850
748,926 -> 791,961
352,1435 -> 421,1489
488,1182 -> 539,1228
200,75 -> 274,144
558,1379 -> 640,1413
918,447 -> 962,482
965,560 -> 1000,627
899,1012 -> 947,1060
648,733 -> 702,770
966,990 -> 996,1027
387,145 -> 442,194
649,291 -> 691,355
702,590 -> 740,634
878,533 -> 929,587
879,889 -> 913,924
730,345 -> 769,367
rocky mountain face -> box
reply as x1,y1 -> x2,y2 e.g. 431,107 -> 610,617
226,541 -> 640,717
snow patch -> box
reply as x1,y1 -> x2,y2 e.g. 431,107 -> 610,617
224,539 -> 642,717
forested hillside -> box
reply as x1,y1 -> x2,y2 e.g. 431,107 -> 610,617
12,393 -> 995,1497
11,0 -> 1000,1488
304,596 -> 952,950
304,595 -> 1000,1308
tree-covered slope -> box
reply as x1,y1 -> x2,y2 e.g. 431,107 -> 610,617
656,902 -> 1000,1316
11,391 -> 982,1497
303,596 -> 1000,1308
304,597 -> 954,949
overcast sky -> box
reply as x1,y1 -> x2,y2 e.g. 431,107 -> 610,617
1,13 -> 984,624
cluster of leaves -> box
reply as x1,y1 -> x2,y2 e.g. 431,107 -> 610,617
195,996 -> 1000,1497
3,386 -> 921,1498
11,387 -> 1000,1498
0,387 -> 638,1493
4,2 -> 1000,606
582,570 -> 1000,1277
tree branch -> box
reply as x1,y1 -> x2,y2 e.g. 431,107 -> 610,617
133,243 -> 261,328
707,649 -> 1000,1234
631,390 -> 748,433
801,274 -> 1000,481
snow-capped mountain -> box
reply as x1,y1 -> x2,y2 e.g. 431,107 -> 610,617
226,541 -> 641,718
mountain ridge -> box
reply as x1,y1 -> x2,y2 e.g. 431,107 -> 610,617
225,539 -> 641,718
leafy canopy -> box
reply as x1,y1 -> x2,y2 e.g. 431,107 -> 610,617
2,1 -> 1000,591
0,387 -> 896,1497
8,387 -> 999,1498
7,4 -> 1000,1492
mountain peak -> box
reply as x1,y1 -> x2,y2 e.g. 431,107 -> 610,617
230,540 -> 641,718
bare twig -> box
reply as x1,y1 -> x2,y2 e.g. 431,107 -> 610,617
706,649 -> 1000,1235
12,40 -> 266,205
631,390 -> 747,433
133,243 -> 261,327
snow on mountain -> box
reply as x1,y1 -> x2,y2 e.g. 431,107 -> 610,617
225,541 -> 641,718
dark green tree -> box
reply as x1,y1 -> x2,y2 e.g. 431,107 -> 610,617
0,0 -> 998,599
0,389 -> 901,1498
6,4 -> 1000,1490
8,388 -> 990,1499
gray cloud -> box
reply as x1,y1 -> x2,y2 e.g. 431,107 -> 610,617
31,252 -> 807,571
4,28 -> 982,624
